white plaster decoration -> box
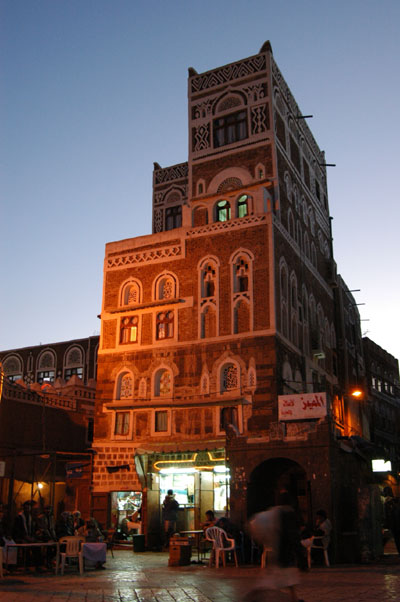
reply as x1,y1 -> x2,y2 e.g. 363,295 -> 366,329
200,372 -> 210,394
187,214 -> 266,237
119,373 -> 133,399
138,378 -> 147,398
193,124 -> 210,152
190,55 -> 266,93
243,83 -> 265,102
107,244 -> 182,269
154,192 -> 164,206
217,177 -> 243,194
216,95 -> 243,112
251,105 -> 267,134
154,209 -> 163,233
154,272 -> 178,301
193,100 -> 213,119
154,162 -> 188,185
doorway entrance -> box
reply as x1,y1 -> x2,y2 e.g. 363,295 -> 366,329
247,457 -> 310,522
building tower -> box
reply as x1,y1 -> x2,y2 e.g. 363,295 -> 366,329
93,42 -> 370,558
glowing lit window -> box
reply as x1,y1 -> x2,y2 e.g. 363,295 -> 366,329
237,195 -> 248,218
120,316 -> 139,344
216,200 -> 231,222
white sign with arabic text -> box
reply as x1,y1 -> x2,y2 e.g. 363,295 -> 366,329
278,392 -> 327,421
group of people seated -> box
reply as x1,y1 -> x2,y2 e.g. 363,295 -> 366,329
0,500 -> 106,573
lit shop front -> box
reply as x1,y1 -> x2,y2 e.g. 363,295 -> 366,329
146,449 -> 230,537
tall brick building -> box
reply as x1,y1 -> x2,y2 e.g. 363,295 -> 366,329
93,42 -> 392,559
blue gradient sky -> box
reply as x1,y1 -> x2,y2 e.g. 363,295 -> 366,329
1,0 -> 399,362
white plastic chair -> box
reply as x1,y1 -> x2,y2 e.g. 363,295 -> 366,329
303,536 -> 330,569
205,526 -> 238,568
59,536 -> 85,576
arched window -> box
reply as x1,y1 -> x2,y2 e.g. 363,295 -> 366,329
234,299 -> 250,334
280,260 -> 289,338
311,243 -> 317,267
121,281 -> 141,306
216,200 -> 231,222
304,232 -> 310,259
64,346 -> 84,381
156,311 -> 174,340
116,372 -> 134,400
3,355 -> 23,382
201,304 -> 217,339
155,274 -> 177,300
287,210 -> 295,238
165,205 -> 182,231
201,262 -> 217,298
37,350 -> 56,384
120,316 -> 139,344
154,369 -> 172,397
237,194 -> 249,218
221,363 -> 239,393
234,256 -> 250,293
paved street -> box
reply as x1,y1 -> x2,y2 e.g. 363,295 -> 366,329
0,550 -> 399,601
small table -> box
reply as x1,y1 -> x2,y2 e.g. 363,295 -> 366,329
5,541 -> 60,573
82,542 -> 107,565
180,530 -> 204,564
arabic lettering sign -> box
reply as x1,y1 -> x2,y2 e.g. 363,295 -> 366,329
278,392 -> 327,421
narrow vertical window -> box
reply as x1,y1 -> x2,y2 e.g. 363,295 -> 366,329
115,412 -> 130,436
237,195 -> 248,218
216,200 -> 231,222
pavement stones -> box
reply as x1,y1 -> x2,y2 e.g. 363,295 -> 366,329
0,550 -> 399,601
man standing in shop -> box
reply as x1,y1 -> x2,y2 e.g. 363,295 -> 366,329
162,489 -> 179,549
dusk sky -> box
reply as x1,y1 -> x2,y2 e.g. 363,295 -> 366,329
1,0 -> 399,362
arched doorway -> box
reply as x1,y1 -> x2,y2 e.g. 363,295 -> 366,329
247,457 -> 311,523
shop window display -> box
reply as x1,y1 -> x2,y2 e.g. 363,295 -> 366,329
110,491 -> 142,538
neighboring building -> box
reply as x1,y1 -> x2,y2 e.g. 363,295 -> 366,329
0,336 -> 99,519
0,336 -> 99,385
92,41 -> 391,560
363,337 -> 400,488
0,372 -> 95,519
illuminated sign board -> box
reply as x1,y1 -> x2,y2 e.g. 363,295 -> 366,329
278,392 -> 327,421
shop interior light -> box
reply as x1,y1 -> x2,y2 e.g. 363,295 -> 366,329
372,459 -> 392,472
213,466 -> 229,473
159,467 -> 196,474
37,482 -> 44,489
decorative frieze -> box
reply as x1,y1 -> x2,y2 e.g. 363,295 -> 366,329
107,245 -> 183,269
191,55 -> 267,93
186,214 -> 266,237
154,163 -> 188,185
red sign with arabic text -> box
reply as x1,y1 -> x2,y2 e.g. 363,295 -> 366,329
278,392 -> 327,421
